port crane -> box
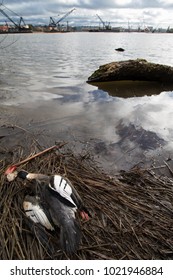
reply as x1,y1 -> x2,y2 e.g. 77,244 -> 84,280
49,8 -> 75,30
96,14 -> 111,30
0,4 -> 30,32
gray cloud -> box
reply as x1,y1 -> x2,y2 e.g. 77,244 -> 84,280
0,0 -> 173,26
1,0 -> 171,11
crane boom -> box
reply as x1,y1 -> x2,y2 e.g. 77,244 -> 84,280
56,8 -> 75,24
0,8 -> 18,28
96,14 -> 105,28
0,4 -> 30,32
96,14 -> 111,30
49,16 -> 56,27
49,8 -> 75,27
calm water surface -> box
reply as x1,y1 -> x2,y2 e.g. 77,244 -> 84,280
1,32 -> 173,172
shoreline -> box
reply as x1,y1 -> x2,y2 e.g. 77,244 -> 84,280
0,101 -> 172,178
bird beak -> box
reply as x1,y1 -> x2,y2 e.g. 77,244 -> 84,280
5,165 -> 18,182
5,165 -> 17,175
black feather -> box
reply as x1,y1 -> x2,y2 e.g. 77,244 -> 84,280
18,170 -> 29,180
24,216 -> 58,256
60,219 -> 81,255
45,185 -> 81,254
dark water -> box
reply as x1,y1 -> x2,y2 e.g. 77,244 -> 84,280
1,32 -> 173,172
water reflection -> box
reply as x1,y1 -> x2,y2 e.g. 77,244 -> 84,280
116,122 -> 165,150
1,86 -> 173,172
84,88 -> 173,172
1,33 -> 173,172
89,80 -> 173,98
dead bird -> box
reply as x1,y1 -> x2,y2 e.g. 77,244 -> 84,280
5,166 -> 91,255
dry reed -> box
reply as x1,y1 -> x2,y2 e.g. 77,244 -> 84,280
1,142 -> 173,260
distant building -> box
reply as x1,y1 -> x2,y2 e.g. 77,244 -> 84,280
0,25 -> 8,32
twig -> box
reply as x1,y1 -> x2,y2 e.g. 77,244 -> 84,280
148,165 -> 166,170
164,161 -> 173,177
6,142 -> 67,170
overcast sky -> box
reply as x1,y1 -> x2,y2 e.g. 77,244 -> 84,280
0,0 -> 173,28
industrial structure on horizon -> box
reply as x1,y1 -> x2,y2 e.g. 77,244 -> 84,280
0,3 -> 171,34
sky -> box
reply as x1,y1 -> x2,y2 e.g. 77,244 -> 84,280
0,0 -> 173,28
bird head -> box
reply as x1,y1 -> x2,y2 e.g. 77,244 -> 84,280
5,166 -> 30,182
5,165 -> 18,182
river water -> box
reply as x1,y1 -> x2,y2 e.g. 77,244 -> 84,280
1,32 -> 173,172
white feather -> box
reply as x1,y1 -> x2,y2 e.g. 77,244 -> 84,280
23,201 -> 54,231
49,175 -> 77,207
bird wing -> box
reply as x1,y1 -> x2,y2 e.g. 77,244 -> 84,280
23,196 -> 54,231
49,175 -> 91,219
45,187 -> 80,254
49,175 -> 77,208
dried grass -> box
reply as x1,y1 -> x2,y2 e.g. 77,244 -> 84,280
1,142 -> 173,260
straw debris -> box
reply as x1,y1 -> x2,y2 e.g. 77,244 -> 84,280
1,143 -> 173,260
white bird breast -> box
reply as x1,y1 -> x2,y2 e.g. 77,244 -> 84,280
23,201 -> 54,231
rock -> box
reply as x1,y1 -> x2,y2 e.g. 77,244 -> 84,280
87,59 -> 173,83
115,48 -> 125,52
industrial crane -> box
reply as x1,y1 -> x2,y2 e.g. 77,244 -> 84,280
96,14 -> 111,30
49,8 -> 75,31
0,4 -> 31,32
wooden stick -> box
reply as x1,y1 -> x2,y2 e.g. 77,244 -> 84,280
10,142 -> 67,168
164,161 -> 173,177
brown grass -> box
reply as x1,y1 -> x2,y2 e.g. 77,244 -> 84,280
1,142 -> 173,260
